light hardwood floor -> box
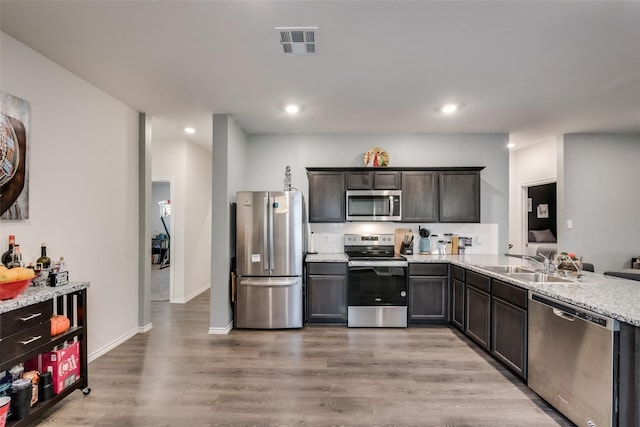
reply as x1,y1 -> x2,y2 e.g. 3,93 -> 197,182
32,290 -> 573,426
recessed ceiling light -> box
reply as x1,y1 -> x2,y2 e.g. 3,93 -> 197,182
440,103 -> 459,114
184,127 -> 196,134
285,104 -> 300,114
507,143 -> 516,149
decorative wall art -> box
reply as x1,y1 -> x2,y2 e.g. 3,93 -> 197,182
537,203 -> 549,219
0,91 -> 30,220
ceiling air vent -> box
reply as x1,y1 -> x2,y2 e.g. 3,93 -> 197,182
275,27 -> 318,55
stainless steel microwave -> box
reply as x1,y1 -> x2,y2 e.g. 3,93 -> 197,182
346,190 -> 402,221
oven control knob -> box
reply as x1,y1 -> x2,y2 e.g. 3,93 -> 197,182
400,291 -> 406,298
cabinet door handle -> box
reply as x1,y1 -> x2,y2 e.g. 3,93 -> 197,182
20,335 -> 42,345
19,312 -> 42,321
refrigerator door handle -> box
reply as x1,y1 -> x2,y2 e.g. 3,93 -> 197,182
263,196 -> 269,271
269,196 -> 275,271
240,277 -> 300,287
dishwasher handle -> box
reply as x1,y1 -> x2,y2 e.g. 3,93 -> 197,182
553,308 -> 576,322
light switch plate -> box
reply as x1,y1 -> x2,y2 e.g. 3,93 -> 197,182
567,219 -> 573,229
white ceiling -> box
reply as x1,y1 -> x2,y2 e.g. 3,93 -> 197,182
2,1 -> 640,151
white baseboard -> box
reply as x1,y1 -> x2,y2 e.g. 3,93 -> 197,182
208,321 -> 232,335
88,325 -> 142,363
138,322 -> 153,333
171,283 -> 210,304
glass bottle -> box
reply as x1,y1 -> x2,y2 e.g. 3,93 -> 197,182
36,243 -> 52,269
56,256 -> 67,272
8,244 -> 24,268
1,234 -> 15,266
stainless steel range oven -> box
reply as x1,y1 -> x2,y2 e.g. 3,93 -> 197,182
345,234 -> 408,327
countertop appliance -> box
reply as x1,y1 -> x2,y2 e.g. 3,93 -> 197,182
346,190 -> 401,221
528,292 -> 619,427
345,234 -> 408,327
235,191 -> 303,329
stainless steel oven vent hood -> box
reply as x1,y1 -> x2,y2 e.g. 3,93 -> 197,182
275,27 -> 318,55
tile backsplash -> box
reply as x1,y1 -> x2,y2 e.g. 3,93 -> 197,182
308,222 -> 499,254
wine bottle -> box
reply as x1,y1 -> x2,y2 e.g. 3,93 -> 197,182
8,244 -> 24,268
36,243 -> 52,269
1,234 -> 15,266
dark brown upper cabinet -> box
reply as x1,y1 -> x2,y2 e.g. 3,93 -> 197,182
346,171 -> 400,190
401,171 -> 438,222
438,171 -> 480,223
307,171 -> 345,223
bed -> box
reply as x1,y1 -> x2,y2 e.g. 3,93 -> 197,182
526,229 -> 557,258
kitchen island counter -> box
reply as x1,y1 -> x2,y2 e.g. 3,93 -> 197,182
305,252 -> 640,326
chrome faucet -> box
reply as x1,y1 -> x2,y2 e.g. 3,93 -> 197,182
522,255 -> 552,273
563,257 -> 583,281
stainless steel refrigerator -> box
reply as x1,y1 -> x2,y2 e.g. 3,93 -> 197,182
235,191 -> 303,329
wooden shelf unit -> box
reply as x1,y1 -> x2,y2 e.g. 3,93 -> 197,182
1,288 -> 89,426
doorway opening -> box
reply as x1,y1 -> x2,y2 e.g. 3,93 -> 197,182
521,181 -> 557,259
151,180 -> 173,302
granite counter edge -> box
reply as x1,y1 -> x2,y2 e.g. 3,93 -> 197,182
0,281 -> 90,314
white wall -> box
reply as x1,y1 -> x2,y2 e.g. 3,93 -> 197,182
508,138 -> 558,253
0,32 -> 139,360
210,114 -> 248,331
184,141 -> 212,300
152,138 -> 212,302
559,134 -> 640,272
244,133 -> 510,253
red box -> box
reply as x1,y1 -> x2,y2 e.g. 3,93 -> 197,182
25,341 -> 80,394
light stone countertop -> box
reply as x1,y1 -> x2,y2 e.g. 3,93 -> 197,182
306,252 -> 640,327
0,281 -> 90,314
305,252 -> 348,263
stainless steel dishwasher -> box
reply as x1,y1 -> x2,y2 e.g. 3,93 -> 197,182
528,292 -> 619,427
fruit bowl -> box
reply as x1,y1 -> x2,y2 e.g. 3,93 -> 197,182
0,279 -> 31,300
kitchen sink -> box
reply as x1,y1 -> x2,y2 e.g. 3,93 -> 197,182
504,272 -> 574,283
478,265 -> 535,274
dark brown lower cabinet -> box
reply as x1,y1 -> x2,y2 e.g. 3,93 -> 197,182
306,262 -> 348,324
491,279 -> 527,379
465,285 -> 491,350
408,277 -> 448,324
491,298 -> 527,378
464,270 -> 491,350
619,322 -> 640,426
451,278 -> 465,330
408,263 -> 448,325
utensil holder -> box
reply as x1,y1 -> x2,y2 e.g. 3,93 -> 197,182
401,244 -> 413,255
419,238 -> 430,253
